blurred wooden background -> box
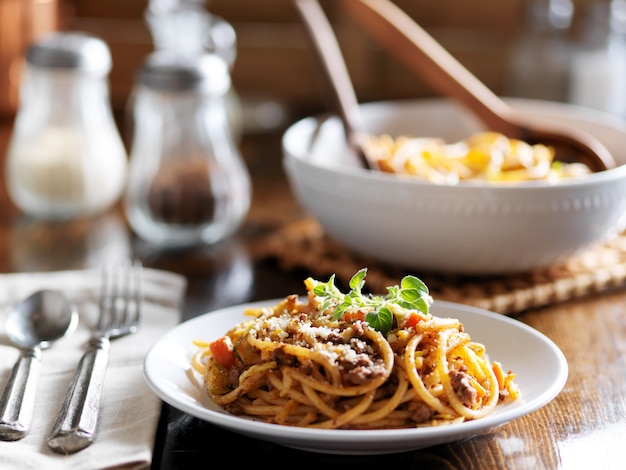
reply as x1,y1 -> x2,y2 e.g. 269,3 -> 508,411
62,0 -> 531,117
0,0 -> 601,124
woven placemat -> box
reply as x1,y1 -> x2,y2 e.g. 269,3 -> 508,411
250,217 -> 626,315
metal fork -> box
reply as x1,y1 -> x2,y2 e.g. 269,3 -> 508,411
47,260 -> 143,454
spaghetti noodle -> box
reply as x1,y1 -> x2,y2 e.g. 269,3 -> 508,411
365,131 -> 591,184
192,269 -> 519,429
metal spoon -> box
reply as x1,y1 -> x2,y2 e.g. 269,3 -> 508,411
338,0 -> 616,172
0,290 -> 78,441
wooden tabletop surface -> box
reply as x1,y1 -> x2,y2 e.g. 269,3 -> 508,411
0,118 -> 624,470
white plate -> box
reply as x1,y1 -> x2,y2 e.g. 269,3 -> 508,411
144,299 -> 568,455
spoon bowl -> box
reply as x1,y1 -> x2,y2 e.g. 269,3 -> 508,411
5,290 -> 77,350
0,290 -> 77,440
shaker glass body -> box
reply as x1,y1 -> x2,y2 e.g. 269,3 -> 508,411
4,33 -> 127,220
124,54 -> 251,247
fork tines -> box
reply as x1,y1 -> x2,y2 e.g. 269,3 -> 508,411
97,260 -> 143,337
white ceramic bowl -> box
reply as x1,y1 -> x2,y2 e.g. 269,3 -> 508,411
282,98 -> 626,275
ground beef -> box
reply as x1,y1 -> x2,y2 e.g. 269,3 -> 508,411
349,337 -> 368,354
410,401 -> 436,423
449,367 -> 478,406
227,363 -> 245,389
325,330 -> 344,343
271,347 -> 299,367
223,401 -> 244,415
351,320 -> 366,336
342,357 -> 387,385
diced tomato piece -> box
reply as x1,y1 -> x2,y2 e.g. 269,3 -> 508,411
209,336 -> 236,368
404,312 -> 422,329
344,310 -> 366,322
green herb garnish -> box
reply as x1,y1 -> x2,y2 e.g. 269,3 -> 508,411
311,268 -> 432,335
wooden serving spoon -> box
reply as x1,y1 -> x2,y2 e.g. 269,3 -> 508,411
293,0 -> 377,170
338,0 -> 616,173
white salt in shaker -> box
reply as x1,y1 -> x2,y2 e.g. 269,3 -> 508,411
4,32 -> 127,220
124,52 -> 251,247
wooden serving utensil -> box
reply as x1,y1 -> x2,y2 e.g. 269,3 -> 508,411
293,0 -> 377,170
338,0 -> 616,173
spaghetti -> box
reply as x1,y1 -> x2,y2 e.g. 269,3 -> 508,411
192,269 -> 519,429
365,131 -> 591,184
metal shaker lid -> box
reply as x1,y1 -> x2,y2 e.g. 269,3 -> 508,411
137,52 -> 231,94
26,31 -> 112,75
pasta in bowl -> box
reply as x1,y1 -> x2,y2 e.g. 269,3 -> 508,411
191,269 -> 519,429
366,131 -> 592,184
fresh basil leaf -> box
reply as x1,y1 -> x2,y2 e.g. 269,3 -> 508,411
349,268 -> 367,291
366,306 -> 393,335
311,270 -> 430,333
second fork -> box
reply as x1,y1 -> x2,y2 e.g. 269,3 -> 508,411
47,261 -> 143,454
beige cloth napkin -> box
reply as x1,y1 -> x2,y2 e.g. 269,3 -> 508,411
0,267 -> 187,470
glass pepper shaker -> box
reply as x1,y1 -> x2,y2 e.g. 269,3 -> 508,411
4,32 -> 128,220
124,52 -> 251,247
141,0 -> 243,142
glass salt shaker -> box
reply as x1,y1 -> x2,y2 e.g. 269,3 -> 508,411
124,52 -> 251,247
4,32 -> 128,219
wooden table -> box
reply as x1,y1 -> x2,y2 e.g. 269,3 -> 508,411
0,118 -> 624,469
